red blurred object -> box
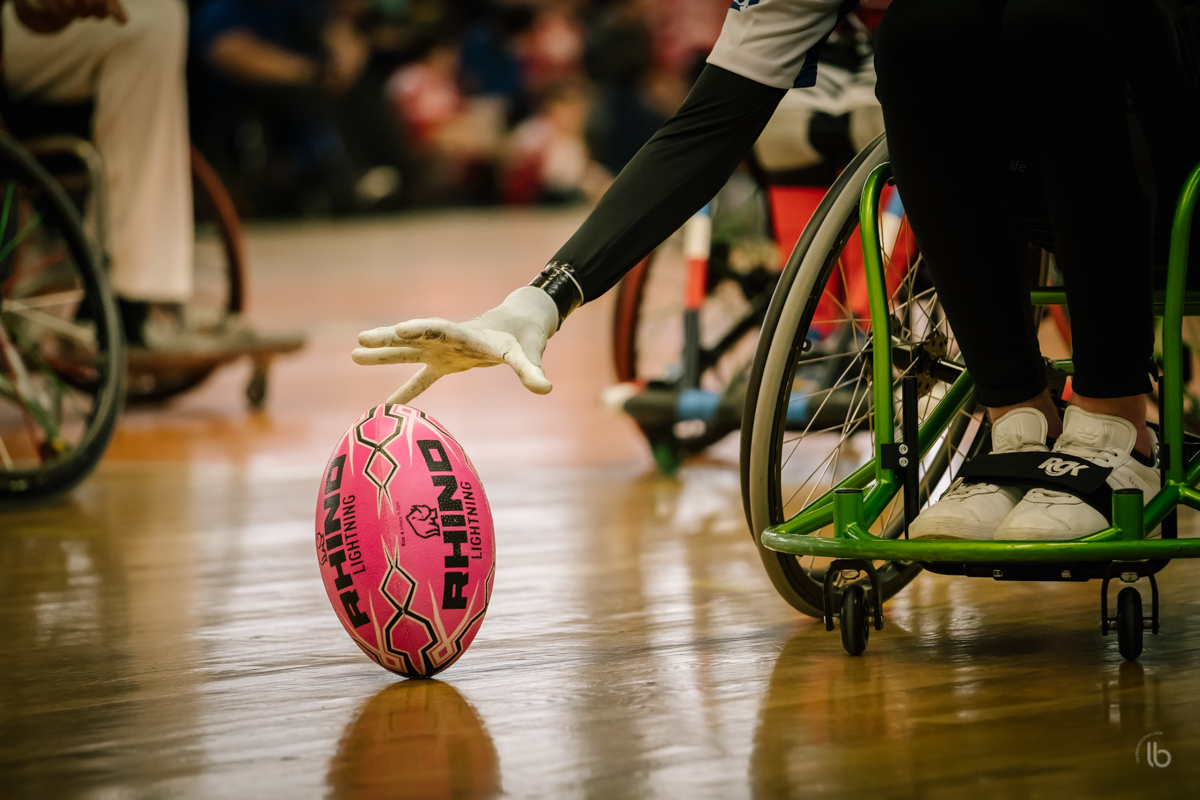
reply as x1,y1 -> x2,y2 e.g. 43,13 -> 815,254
768,182 -> 914,334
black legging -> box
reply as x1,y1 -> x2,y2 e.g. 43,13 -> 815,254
875,0 -> 1200,407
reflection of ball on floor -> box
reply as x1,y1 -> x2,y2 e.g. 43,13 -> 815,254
328,680 -> 500,800
316,405 -> 495,678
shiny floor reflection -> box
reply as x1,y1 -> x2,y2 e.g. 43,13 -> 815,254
330,681 -> 499,799
2,211 -> 1199,799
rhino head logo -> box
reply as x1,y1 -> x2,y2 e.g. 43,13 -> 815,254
406,504 -> 440,538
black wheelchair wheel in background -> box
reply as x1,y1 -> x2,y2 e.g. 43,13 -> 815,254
0,130 -> 124,502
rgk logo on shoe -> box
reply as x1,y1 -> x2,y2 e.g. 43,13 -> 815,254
1038,457 -> 1090,477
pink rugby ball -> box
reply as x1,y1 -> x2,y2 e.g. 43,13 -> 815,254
316,404 -> 496,678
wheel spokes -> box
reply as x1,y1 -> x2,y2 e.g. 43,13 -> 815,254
776,216 -> 971,542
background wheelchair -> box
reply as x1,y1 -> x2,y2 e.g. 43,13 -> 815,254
609,168 -> 779,474
0,99 -> 301,503
6,99 -> 302,404
740,133 -> 1200,661
609,163 -> 910,475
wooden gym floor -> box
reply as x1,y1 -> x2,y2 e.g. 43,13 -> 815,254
2,209 -> 1199,799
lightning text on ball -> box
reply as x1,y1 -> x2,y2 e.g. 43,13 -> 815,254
321,455 -> 371,628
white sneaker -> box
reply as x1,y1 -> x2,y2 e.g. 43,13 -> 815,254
994,406 -> 1160,541
909,407 -> 1049,540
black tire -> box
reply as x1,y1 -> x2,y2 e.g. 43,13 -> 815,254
246,366 -> 267,410
740,134 -> 980,617
190,145 -> 246,315
839,583 -> 870,656
0,130 -> 124,502
611,253 -> 652,384
740,134 -> 889,530
1117,586 -> 1144,661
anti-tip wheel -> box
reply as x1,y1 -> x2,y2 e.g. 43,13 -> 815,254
1117,586 -> 1144,662
649,438 -> 683,476
246,368 -> 267,410
839,584 -> 870,656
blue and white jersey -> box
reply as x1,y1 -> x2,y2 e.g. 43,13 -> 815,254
708,0 -> 860,89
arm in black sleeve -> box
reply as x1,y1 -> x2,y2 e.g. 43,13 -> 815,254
529,64 -> 787,322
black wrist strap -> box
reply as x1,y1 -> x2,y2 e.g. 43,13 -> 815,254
529,262 -> 584,328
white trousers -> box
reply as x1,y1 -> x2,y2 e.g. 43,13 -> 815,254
3,0 -> 193,302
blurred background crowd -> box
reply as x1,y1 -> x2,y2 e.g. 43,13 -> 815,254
186,0 -> 730,218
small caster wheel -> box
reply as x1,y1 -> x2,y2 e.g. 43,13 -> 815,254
649,439 -> 683,476
840,584 -> 870,656
1117,586 -> 1143,661
246,368 -> 267,410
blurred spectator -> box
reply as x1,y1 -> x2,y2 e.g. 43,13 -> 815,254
457,3 -> 535,124
645,0 -> 725,79
522,0 -> 586,93
187,0 -> 735,213
582,0 -> 665,175
386,36 -> 506,204
343,0 -> 479,72
191,0 -> 409,216
388,38 -> 462,147
501,79 -> 610,205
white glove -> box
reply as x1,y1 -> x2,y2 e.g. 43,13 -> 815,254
352,286 -> 560,404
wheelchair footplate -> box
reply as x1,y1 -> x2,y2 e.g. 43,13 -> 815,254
759,371 -> 1200,659
125,328 -> 306,408
750,157 -> 1200,659
760,482 -> 1193,658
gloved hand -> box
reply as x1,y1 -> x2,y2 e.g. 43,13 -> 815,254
353,286 -> 559,404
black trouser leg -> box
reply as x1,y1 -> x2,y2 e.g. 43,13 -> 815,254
875,0 -> 1200,406
1004,0 -> 1161,400
875,0 -> 1046,409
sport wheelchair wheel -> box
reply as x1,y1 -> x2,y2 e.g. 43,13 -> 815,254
0,130 -> 124,502
741,134 -> 980,617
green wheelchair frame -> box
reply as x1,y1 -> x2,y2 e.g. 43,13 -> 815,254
757,159 -> 1200,659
